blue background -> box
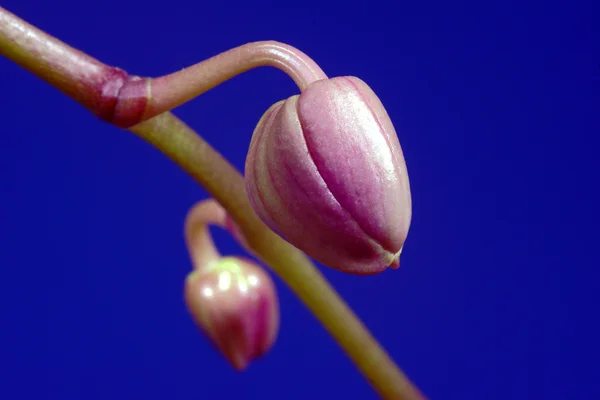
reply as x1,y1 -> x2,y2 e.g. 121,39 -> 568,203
1,1 -> 598,399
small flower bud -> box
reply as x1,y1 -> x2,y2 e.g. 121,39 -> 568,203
184,257 -> 279,370
245,76 -> 412,275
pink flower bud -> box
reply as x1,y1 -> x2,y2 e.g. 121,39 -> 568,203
245,76 -> 411,275
184,257 -> 279,370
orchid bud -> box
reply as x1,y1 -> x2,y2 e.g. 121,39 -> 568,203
184,256 -> 279,370
245,76 -> 411,275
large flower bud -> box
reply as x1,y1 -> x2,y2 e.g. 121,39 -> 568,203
184,257 -> 279,370
245,77 -> 411,275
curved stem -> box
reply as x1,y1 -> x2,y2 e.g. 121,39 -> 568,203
0,6 -> 426,399
145,41 -> 328,121
0,8 -> 327,128
184,199 -> 226,271
184,198 -> 254,270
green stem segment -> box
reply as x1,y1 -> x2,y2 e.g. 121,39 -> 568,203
0,6 -> 425,399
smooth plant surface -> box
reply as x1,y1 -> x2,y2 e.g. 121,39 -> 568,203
1,4 -> 424,399
246,76 -> 412,275
184,199 -> 280,371
1,1 -> 599,400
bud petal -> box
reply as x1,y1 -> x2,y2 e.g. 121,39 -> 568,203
246,77 -> 411,275
184,257 -> 279,370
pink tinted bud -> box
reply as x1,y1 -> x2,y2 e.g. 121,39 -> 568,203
245,76 -> 412,275
184,257 -> 279,370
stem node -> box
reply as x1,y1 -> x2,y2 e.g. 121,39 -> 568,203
99,72 -> 151,128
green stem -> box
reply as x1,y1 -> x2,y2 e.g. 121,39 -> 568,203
130,114 -> 426,399
0,6 -> 425,399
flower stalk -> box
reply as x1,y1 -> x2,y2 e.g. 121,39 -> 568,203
184,199 -> 280,371
0,6 -> 425,399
